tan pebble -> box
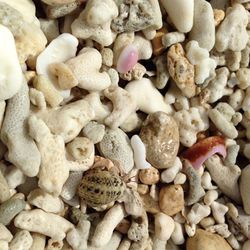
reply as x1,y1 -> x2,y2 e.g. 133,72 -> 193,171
159,185 -> 184,216
116,218 -> 131,234
167,43 -> 196,98
213,9 -> 225,27
140,193 -> 160,214
24,71 -> 36,83
137,184 -> 149,195
49,62 -> 78,90
152,27 -> 167,56
139,167 -> 160,185
33,75 -> 62,107
140,112 -> 179,169
186,229 -> 232,250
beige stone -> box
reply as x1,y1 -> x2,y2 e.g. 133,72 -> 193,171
140,112 -> 179,169
140,194 -> 160,214
167,43 -> 196,98
139,167 -> 160,185
159,185 -> 184,216
186,229 -> 232,250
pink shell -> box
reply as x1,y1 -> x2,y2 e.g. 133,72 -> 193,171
116,44 -> 138,73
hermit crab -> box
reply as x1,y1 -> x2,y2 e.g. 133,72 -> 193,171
77,156 -> 144,216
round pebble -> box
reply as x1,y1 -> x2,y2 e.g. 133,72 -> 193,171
159,184 -> 184,216
139,167 -> 160,185
186,229 -> 232,250
140,111 -> 179,169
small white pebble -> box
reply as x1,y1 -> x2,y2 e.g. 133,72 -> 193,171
131,135 -> 151,169
174,172 -> 186,185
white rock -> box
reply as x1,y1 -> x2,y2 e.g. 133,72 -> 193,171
0,25 -> 23,101
0,0 -> 39,26
36,33 -> 78,98
160,0 -> 194,33
189,0 -> 215,51
131,135 -> 151,170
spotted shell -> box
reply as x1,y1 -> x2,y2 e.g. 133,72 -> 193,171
78,168 -> 125,207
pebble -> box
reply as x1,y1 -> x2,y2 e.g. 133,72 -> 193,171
240,164 -> 250,214
0,171 -> 10,203
186,229 -> 232,250
161,0 -> 194,33
131,135 -> 151,170
98,128 -> 134,173
0,199 -> 26,226
82,121 -> 105,144
167,43 -> 196,98
159,185 -> 184,216
139,167 -> 160,185
189,0 -> 215,51
140,111 -> 179,169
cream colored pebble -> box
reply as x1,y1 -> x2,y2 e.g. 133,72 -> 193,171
27,188 -> 64,213
229,89 -> 245,111
66,48 -> 111,92
236,68 -> 250,90
0,25 -> 23,101
9,230 -> 33,250
125,78 -> 173,115
14,209 -> 74,240
161,157 -> 182,183
174,173 -> 187,185
82,121 -> 105,144
162,32 -> 185,48
185,223 -> 196,237
104,86 -> 137,129
211,201 -> 229,224
29,233 -> 46,250
201,171 -> 217,190
29,88 -> 46,110
187,203 -> 211,225
49,62 -> 78,90
131,135 -> 151,170
0,240 -> 8,250
171,222 -> 185,245
226,234 -> 241,250
204,190 -> 219,206
0,224 -> 13,242
33,75 -> 63,108
199,216 -> 216,229
66,137 -> 95,172
154,212 -> 175,241
101,47 -> 113,67
91,204 -> 126,247
117,238 -> 131,250
132,35 -> 152,60
28,116 -> 69,196
225,50 -> 241,71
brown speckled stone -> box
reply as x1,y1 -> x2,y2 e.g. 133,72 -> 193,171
159,184 -> 184,216
186,229 -> 232,250
140,111 -> 179,169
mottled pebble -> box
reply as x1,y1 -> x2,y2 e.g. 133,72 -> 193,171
159,185 -> 184,216
140,112 -> 179,169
